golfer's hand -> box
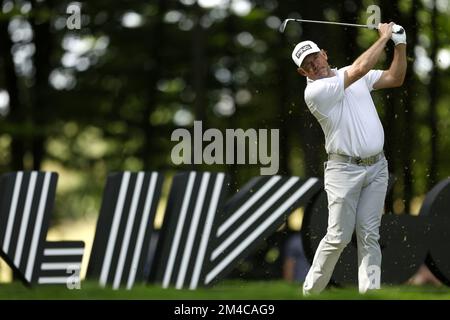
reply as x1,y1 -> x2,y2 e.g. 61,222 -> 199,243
377,22 -> 394,40
391,24 -> 407,45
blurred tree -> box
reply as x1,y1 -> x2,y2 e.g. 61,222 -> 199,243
0,12 -> 25,170
400,0 -> 419,214
30,0 -> 54,170
428,0 -> 439,190
0,0 -> 448,232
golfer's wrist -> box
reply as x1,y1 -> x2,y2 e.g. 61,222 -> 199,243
392,39 -> 406,46
378,36 -> 390,45
394,42 -> 407,48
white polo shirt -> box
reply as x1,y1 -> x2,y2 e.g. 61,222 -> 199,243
304,67 -> 384,158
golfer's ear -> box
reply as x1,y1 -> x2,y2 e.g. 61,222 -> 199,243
321,49 -> 328,60
297,67 -> 307,76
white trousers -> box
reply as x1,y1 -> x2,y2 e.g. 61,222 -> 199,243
303,157 -> 389,294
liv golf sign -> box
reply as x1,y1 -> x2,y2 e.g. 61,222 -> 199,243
0,170 -> 449,289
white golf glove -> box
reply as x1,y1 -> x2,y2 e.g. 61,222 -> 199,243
391,24 -> 406,45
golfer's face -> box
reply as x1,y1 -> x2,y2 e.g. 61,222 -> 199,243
301,51 -> 329,79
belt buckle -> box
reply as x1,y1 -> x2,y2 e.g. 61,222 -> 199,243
356,157 -> 372,166
355,157 -> 363,165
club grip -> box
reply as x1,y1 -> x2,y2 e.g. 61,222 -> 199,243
372,24 -> 405,34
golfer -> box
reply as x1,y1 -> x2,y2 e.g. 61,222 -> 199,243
292,22 -> 407,294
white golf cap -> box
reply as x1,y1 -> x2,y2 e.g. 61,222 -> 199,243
291,40 -> 321,68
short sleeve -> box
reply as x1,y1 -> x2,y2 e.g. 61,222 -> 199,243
304,70 -> 344,116
364,69 -> 383,91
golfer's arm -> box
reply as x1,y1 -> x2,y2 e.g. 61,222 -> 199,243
344,36 -> 390,89
373,44 -> 407,89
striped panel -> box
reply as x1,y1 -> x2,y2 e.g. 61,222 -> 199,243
153,171 -> 228,289
204,176 -> 321,286
86,171 -> 164,289
0,171 -> 58,284
38,241 -> 84,285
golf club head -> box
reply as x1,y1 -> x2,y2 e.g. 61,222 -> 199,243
279,19 -> 292,33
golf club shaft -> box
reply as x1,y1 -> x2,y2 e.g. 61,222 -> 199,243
280,19 -> 376,33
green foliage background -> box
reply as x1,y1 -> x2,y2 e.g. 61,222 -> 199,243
0,0 -> 449,223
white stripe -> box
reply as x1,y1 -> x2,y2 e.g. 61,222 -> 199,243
14,172 -> 38,267
113,172 -> 145,290
217,176 -> 281,237
190,173 -> 224,289
25,172 -> 51,281
44,248 -> 84,256
162,172 -> 196,288
41,263 -> 80,270
211,177 -> 299,261
38,277 -> 78,284
3,172 -> 23,253
99,172 -> 131,287
127,172 -> 157,289
205,178 -> 318,284
176,173 -> 210,289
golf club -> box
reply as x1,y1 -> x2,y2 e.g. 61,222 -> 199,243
279,18 -> 405,34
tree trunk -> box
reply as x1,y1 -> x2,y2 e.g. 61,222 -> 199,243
274,60 -> 291,176
295,2 -> 328,178
141,0 -> 167,169
0,20 -> 26,171
224,11 -> 238,189
189,4 -> 208,171
401,0 -> 419,214
428,0 -> 439,190
381,0 -> 402,213
340,0 -> 360,64
30,0 -> 54,170
191,5 -> 207,124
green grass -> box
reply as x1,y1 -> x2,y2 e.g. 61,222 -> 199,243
0,280 -> 449,300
